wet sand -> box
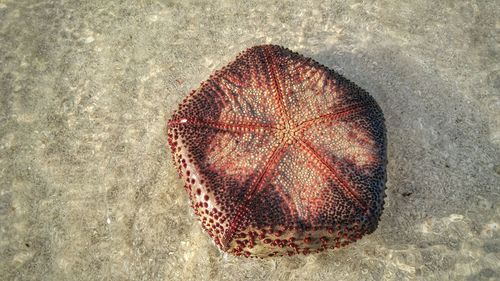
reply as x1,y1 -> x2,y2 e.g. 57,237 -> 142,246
1,1 -> 498,280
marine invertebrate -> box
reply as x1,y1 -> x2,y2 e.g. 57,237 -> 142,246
167,45 -> 386,257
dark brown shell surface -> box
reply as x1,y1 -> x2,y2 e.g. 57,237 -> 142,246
167,45 -> 387,258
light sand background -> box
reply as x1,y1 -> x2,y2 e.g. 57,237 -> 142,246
1,1 -> 499,280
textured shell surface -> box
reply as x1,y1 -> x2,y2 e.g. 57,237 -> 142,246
167,45 -> 387,258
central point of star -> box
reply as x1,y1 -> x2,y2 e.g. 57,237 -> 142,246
276,121 -> 300,144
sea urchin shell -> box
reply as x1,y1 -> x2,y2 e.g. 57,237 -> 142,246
167,45 -> 387,257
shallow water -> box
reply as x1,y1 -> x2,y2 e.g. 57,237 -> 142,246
0,1 -> 498,280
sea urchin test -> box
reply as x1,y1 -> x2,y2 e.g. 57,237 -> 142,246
167,45 -> 387,257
